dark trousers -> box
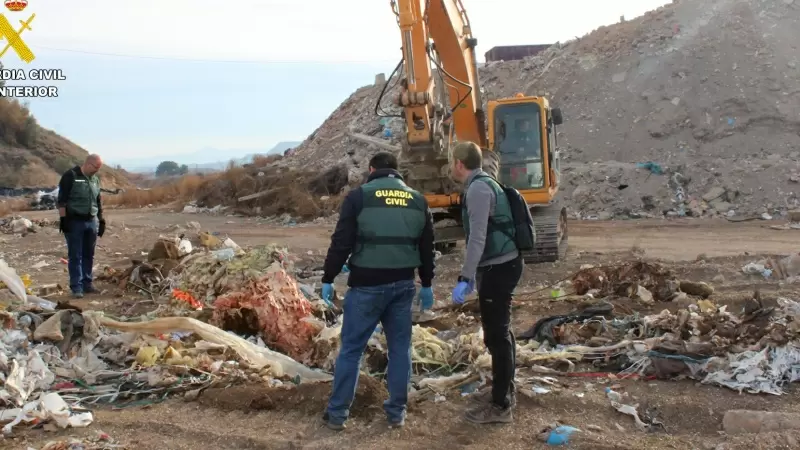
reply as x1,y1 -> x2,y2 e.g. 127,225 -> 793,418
65,218 -> 98,293
476,255 -> 523,408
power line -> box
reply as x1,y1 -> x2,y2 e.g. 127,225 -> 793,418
30,45 -> 396,65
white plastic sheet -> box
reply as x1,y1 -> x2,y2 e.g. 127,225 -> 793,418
701,345 -> 800,395
0,259 -> 26,304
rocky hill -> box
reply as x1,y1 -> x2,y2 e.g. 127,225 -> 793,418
0,100 -> 130,190
285,0 -> 800,219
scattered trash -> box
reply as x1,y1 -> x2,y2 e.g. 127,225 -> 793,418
605,387 -> 623,402
95,313 -> 333,381
172,289 -> 203,310
572,261 -> 679,302
212,247 -> 235,261
211,269 -> 322,361
4,222 -> 800,444
178,238 -> 193,256
610,401 -> 650,431
30,261 -> 49,270
743,262 -> 772,279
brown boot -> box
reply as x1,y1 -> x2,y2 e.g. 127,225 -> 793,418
464,403 -> 512,424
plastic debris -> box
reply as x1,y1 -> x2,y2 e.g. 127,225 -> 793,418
94,313 -> 332,382
743,262 -> 772,279
0,259 -> 27,304
178,238 -> 193,256
701,345 -> 800,395
611,401 -> 649,431
211,269 -> 321,361
636,161 -> 664,175
538,425 -> 580,446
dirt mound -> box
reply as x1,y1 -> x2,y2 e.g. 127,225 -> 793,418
0,121 -> 130,189
284,0 -> 800,220
199,377 -> 387,417
279,85 -> 397,183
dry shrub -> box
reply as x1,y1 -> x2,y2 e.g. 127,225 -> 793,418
0,98 -> 38,148
247,184 -> 343,219
251,154 -> 282,168
308,165 -> 349,196
0,197 -> 27,217
105,160 -> 348,220
105,174 -> 205,207
194,164 -> 347,220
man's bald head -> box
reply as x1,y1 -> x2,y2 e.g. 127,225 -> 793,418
82,154 -> 103,176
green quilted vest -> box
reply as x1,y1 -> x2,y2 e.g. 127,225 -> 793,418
350,175 -> 427,269
67,168 -> 100,217
461,174 -> 517,261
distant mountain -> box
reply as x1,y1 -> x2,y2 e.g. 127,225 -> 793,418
266,141 -> 302,155
114,141 -> 302,173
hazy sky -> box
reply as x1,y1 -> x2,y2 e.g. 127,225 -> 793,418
2,0 -> 670,164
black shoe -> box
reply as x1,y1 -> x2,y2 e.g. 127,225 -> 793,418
71,291 -> 84,299
322,412 -> 345,431
83,285 -> 100,294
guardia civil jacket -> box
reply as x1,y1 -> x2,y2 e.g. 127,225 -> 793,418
322,169 -> 436,288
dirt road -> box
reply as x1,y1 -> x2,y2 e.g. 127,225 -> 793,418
22,208 -> 795,260
5,209 -> 800,449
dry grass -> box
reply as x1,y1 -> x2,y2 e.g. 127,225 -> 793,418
0,197 -> 27,217
104,160 -> 349,220
0,98 -> 37,148
105,175 -> 205,208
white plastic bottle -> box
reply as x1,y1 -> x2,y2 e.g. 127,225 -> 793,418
605,387 -> 623,403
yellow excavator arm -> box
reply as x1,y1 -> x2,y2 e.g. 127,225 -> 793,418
392,0 -> 485,148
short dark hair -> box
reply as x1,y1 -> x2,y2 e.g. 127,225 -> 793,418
369,152 -> 398,171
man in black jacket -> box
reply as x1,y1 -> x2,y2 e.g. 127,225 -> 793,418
57,154 -> 106,298
321,152 -> 436,430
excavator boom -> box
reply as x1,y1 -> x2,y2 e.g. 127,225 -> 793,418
393,0 -> 485,147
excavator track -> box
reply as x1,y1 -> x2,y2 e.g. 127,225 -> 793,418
523,203 -> 568,264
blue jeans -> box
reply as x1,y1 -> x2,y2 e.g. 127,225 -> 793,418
326,280 -> 415,425
64,218 -> 98,293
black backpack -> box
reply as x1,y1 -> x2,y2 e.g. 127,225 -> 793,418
474,175 -> 536,252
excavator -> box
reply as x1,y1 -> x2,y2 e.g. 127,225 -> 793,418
376,0 -> 567,263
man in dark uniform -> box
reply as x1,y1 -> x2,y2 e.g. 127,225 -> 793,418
321,152 -> 436,431
57,154 -> 106,298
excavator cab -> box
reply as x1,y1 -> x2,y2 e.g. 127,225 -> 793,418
487,94 -> 567,263
488,95 -> 563,201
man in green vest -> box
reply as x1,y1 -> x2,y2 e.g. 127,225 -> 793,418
449,141 -> 523,424
321,152 -> 436,431
56,154 -> 107,299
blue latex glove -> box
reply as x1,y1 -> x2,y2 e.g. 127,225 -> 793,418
545,425 -> 579,445
451,281 -> 474,304
418,287 -> 434,310
341,264 -> 350,274
321,283 -> 334,307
